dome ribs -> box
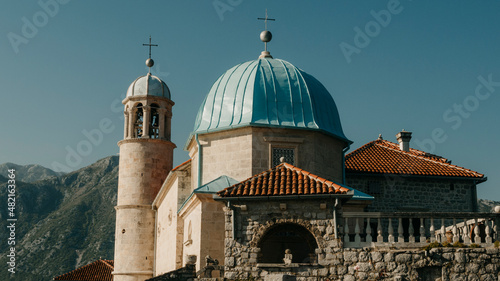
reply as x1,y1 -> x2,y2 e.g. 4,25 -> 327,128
192,58 -> 349,142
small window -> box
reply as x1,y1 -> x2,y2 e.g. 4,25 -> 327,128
272,147 -> 295,167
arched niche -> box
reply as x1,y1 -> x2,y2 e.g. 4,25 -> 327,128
257,223 -> 318,263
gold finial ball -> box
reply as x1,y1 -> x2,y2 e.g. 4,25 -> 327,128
146,58 -> 154,67
260,30 -> 272,43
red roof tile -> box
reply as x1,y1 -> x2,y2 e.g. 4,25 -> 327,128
172,159 -> 191,171
217,163 -> 350,197
53,259 -> 114,281
345,139 -> 485,179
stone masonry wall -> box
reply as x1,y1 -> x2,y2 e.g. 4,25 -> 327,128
346,174 -> 478,212
222,200 -> 500,280
223,200 -> 338,280
236,247 -> 500,281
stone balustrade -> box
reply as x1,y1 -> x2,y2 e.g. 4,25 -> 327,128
342,212 -> 500,248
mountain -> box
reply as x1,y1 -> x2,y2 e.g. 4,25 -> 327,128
0,156 -> 118,281
478,199 -> 500,213
0,162 -> 64,183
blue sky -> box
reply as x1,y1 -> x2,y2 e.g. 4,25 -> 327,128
1,1 -> 499,200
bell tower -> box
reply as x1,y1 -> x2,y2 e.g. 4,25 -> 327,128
113,37 -> 175,281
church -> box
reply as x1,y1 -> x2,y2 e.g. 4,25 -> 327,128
56,18 -> 499,281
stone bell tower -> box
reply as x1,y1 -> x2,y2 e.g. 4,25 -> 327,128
113,37 -> 175,281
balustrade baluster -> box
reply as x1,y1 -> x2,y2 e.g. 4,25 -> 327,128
388,218 -> 394,243
474,218 -> 480,244
366,218 -> 372,243
430,218 -> 435,243
354,218 -> 361,244
463,218 -> 471,244
485,219 -> 492,244
398,218 -> 404,243
439,218 -> 445,243
419,218 -> 426,243
344,218 -> 350,243
377,218 -> 383,243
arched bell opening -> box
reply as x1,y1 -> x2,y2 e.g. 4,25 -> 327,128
149,103 -> 160,139
134,103 -> 144,138
257,223 -> 318,264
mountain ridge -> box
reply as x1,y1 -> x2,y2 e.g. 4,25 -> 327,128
0,156 -> 118,281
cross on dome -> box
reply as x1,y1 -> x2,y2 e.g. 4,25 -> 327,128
257,9 -> 275,58
258,9 -> 275,31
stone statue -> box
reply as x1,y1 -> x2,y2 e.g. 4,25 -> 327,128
283,249 -> 293,265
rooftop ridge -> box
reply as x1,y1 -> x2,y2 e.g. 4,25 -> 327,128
374,140 -> 484,177
346,139 -> 484,179
217,162 -> 350,197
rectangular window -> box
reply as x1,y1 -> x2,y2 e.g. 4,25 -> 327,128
272,147 -> 295,167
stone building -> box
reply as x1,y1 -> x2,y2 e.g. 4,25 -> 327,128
345,133 -> 485,213
108,26 -> 499,281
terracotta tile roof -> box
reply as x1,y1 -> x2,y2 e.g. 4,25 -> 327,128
172,159 -> 191,171
217,163 -> 350,197
345,139 -> 485,179
53,259 -> 114,281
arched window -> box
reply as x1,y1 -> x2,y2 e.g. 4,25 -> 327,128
149,103 -> 160,139
258,223 -> 318,263
134,103 -> 144,138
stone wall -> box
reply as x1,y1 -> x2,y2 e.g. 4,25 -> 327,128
222,199 -> 338,280
346,174 -> 478,212
221,199 -> 500,280
229,247 -> 500,281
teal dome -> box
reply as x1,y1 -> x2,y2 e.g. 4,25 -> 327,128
193,58 -> 349,142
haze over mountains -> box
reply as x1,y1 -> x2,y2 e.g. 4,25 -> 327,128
0,157 -> 498,280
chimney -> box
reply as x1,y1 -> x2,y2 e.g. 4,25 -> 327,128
396,130 -> 412,151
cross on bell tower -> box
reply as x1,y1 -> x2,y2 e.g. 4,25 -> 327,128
143,36 -> 158,72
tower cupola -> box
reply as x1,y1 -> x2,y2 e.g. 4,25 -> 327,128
122,41 -> 174,141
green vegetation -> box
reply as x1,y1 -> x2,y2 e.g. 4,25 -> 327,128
422,241 -> 481,251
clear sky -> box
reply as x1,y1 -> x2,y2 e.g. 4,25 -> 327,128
1,1 -> 499,200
